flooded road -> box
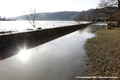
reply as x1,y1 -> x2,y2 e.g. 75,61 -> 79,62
0,27 -> 95,80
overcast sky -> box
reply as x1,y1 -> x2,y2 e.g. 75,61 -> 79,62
0,0 -> 100,17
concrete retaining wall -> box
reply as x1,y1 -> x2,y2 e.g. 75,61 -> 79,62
0,23 -> 92,59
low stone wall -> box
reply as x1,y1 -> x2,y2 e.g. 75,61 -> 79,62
0,23 -> 92,59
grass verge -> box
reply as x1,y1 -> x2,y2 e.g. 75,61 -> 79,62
85,28 -> 120,79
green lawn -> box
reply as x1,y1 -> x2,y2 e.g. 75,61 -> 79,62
85,28 -> 120,79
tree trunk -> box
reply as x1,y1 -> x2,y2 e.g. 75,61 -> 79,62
117,19 -> 120,27
118,0 -> 120,10
117,0 -> 120,27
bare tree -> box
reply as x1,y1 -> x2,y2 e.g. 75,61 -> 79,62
25,8 -> 38,27
75,14 -> 87,23
88,10 -> 99,22
113,10 -> 120,26
99,0 -> 120,27
88,9 -> 108,22
99,0 -> 118,8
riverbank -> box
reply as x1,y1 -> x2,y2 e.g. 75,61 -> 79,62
85,28 -> 120,79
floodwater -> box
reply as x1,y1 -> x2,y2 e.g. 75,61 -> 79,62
0,21 -> 95,80
0,21 -> 89,32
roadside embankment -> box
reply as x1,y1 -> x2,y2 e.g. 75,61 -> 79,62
85,28 -> 120,79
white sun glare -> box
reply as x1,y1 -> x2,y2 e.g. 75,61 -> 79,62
17,49 -> 32,63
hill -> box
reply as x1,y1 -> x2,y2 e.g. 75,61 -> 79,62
15,9 -> 94,21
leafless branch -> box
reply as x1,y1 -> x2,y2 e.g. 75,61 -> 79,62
25,8 -> 38,27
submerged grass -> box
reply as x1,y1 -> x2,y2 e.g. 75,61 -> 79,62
85,28 -> 120,79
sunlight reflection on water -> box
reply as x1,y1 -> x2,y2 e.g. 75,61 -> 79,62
16,49 -> 32,63
0,25 -> 96,80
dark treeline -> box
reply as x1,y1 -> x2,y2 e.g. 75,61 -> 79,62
0,16 -> 15,21
76,0 -> 120,27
